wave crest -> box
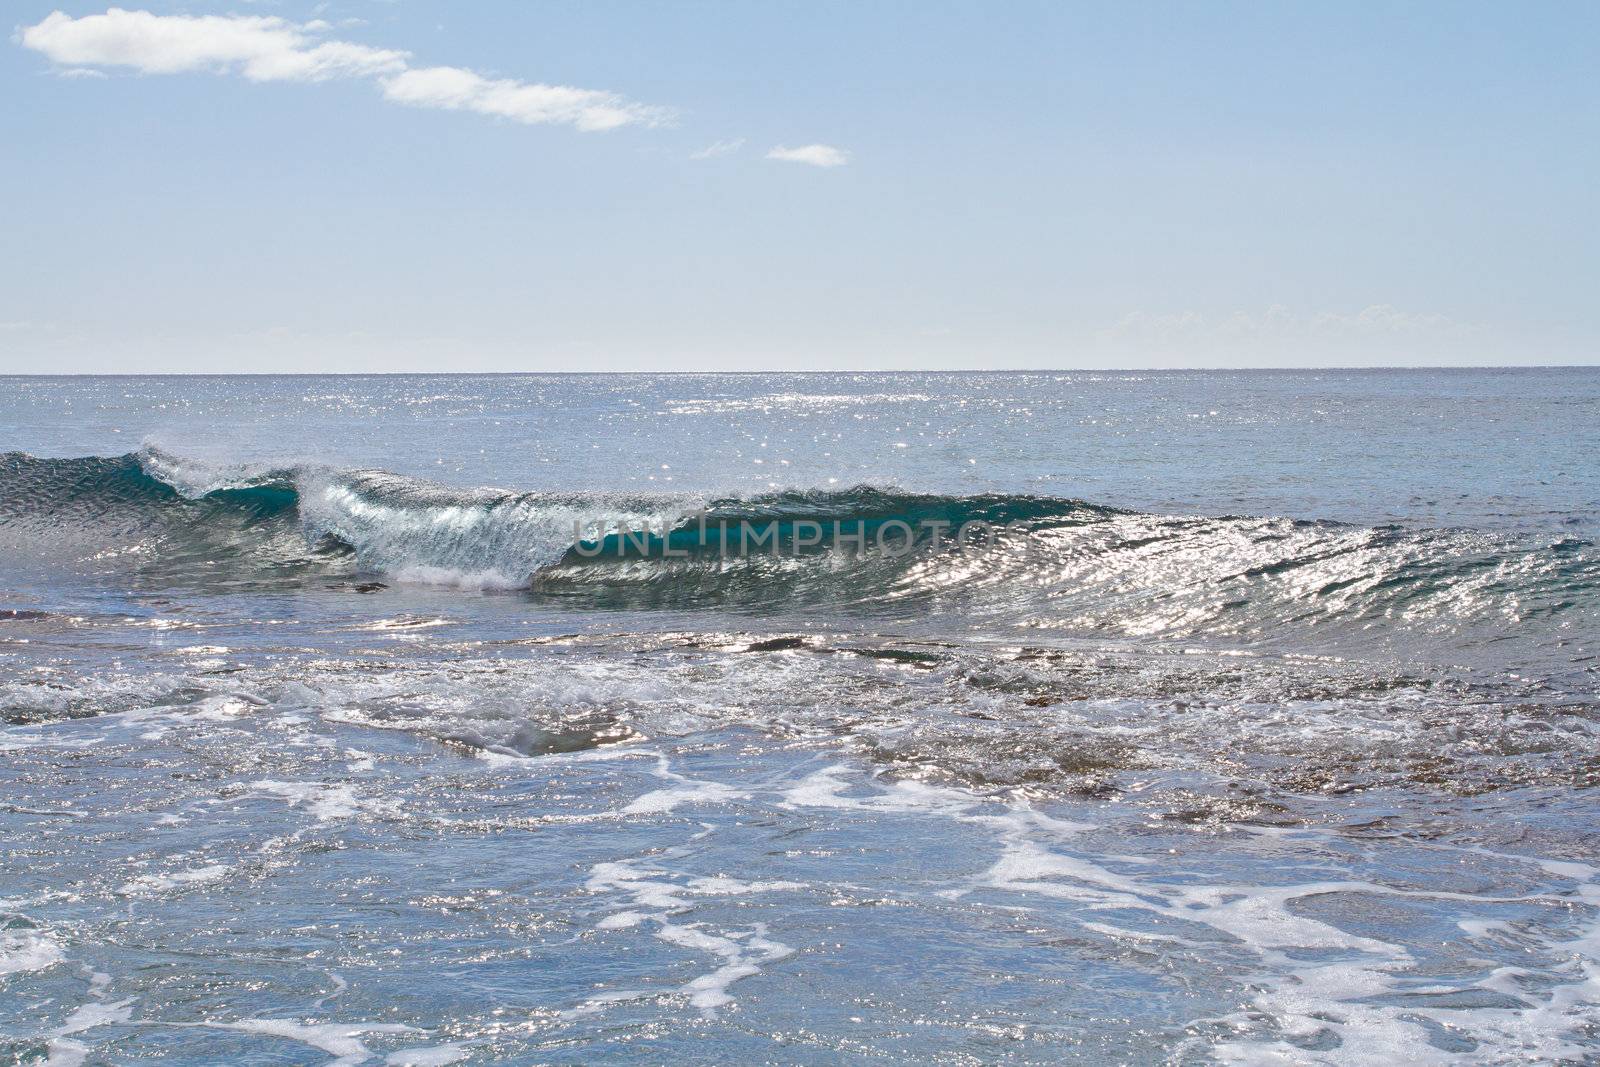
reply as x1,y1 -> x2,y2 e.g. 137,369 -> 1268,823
0,450 -> 1594,676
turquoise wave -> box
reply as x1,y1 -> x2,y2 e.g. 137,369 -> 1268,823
0,451 -> 1594,682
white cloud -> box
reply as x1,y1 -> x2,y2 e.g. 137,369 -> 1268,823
17,9 -> 406,82
766,143 -> 849,168
16,8 -> 665,132
381,66 -> 666,132
690,137 -> 745,160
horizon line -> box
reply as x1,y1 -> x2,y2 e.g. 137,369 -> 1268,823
1,364 -> 1597,378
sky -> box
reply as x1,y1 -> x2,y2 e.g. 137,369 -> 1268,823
2,1 -> 1597,372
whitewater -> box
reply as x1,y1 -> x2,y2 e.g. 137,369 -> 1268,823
2,370 -> 1598,1064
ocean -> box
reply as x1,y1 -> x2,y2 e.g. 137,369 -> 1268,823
2,369 -> 1597,1064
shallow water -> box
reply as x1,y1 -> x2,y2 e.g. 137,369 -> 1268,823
2,370 -> 1598,1064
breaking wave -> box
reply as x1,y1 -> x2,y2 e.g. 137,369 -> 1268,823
1,448 -> 1595,676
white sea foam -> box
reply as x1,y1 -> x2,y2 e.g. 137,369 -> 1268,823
191,694 -> 268,720
53,998 -> 136,1037
0,922 -> 64,977
972,810 -> 1600,1062
0,728 -> 103,753
193,1019 -> 422,1067
623,755 -> 749,814
388,565 -> 529,590
385,1043 -> 470,1066
656,919 -> 794,1011
577,761 -> 805,1017
38,1039 -> 90,1067
117,863 -> 231,896
248,780 -> 400,821
772,762 -> 1600,1062
623,781 -> 746,814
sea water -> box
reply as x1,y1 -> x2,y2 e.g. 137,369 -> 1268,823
1,370 -> 1597,1064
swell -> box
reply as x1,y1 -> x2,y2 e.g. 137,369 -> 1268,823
0,451 -> 300,522
0,450 -> 1115,588
0,451 -> 334,583
0,450 -> 1595,673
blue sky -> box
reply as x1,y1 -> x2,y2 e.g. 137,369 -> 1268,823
3,1 -> 1597,372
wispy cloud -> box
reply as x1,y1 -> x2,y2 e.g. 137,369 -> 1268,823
766,143 -> 849,168
16,9 -> 407,81
690,137 -> 744,160
16,8 -> 668,132
381,66 -> 664,131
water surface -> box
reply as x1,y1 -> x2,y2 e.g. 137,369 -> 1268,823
3,370 -> 1598,1064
